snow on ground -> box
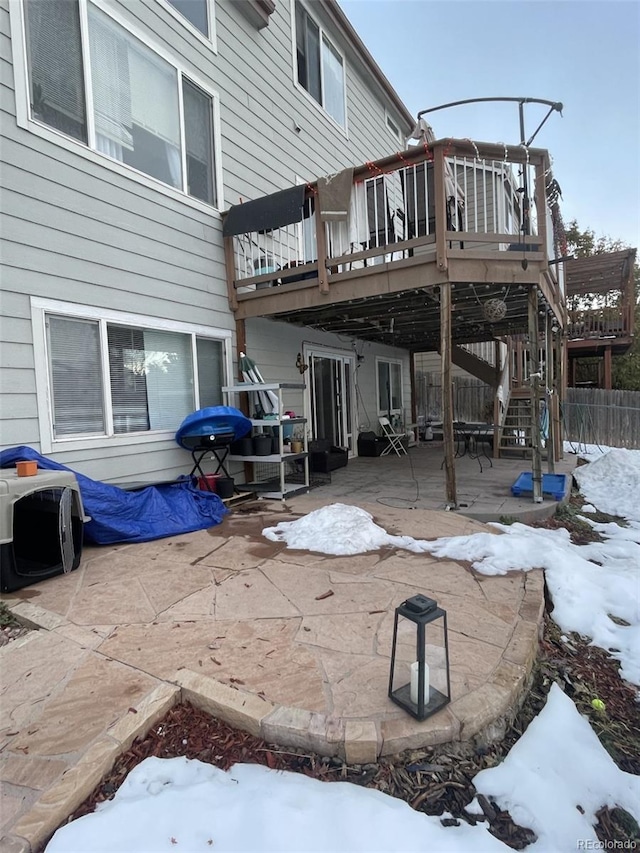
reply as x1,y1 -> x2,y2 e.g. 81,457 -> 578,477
45,756 -> 507,853
265,449 -> 640,685
563,440 -> 616,462
472,684 -> 640,853
572,447 -> 640,521
421,521 -> 640,686
263,503 -> 423,555
45,687 -> 640,853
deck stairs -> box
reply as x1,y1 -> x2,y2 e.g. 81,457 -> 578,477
452,345 -> 499,387
497,390 -> 540,458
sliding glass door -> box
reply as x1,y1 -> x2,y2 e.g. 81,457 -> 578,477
306,348 -> 355,453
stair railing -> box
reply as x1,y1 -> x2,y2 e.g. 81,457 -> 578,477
493,339 -> 512,457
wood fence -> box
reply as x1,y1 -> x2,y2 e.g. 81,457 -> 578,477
563,388 -> 640,450
416,373 -> 493,424
417,375 -> 640,449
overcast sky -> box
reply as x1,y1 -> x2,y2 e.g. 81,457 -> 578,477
339,0 -> 640,249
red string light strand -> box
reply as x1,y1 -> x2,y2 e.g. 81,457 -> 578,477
395,149 -> 418,169
365,160 -> 385,177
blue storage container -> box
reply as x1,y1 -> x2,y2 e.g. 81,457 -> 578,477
511,472 -> 568,501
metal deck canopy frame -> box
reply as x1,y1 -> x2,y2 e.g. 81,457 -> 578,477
419,97 -> 563,239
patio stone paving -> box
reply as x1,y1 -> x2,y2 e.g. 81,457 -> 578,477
0,477 -> 554,852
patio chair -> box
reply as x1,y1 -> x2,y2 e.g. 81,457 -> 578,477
378,417 -> 407,457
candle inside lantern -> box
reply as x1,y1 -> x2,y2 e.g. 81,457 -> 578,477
410,660 -> 430,705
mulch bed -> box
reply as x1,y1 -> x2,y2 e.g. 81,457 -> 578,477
42,499 -> 640,850
55,613 -> 639,852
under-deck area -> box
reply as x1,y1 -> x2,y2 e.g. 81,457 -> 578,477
289,439 -> 578,522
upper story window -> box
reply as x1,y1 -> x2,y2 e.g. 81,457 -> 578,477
167,0 -> 210,36
386,112 -> 404,145
22,0 -> 218,206
295,1 -> 346,128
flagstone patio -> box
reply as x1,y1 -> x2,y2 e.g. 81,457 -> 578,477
0,488 -> 548,853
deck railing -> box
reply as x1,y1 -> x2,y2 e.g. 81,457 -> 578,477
567,306 -> 631,340
225,139 -> 559,309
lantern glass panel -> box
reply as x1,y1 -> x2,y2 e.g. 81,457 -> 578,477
388,596 -> 450,721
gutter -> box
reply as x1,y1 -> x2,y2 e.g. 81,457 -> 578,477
323,0 -> 415,132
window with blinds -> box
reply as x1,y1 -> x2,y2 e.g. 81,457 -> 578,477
24,0 -> 87,142
22,0 -> 217,205
295,2 -> 345,127
183,78 -> 215,205
46,314 -> 224,439
48,316 -> 105,437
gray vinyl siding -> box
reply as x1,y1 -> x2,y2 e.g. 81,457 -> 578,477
245,318 -> 412,443
0,0 -> 412,482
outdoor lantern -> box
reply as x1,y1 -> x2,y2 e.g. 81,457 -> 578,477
388,594 -> 451,721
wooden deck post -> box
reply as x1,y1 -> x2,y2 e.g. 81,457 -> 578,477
433,145 -> 448,273
556,331 -> 565,460
235,318 -> 247,379
545,313 -> 556,474
604,345 -> 612,390
224,236 -> 238,311
534,158 -> 548,268
315,213 -> 330,295
234,318 -> 254,484
528,288 -> 543,502
441,282 -> 456,507
409,352 -> 417,429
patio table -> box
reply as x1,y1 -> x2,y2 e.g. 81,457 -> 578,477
444,423 -> 494,472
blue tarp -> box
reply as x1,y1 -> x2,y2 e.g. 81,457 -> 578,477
0,446 -> 228,545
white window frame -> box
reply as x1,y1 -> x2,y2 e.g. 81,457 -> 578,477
31,297 -> 233,454
9,0 -> 224,214
291,1 -> 348,136
159,0 -> 217,51
375,356 -> 404,416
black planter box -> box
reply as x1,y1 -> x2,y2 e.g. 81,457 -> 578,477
357,432 -> 387,457
308,440 -> 348,473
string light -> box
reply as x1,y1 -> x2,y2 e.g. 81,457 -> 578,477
396,149 -> 419,169
462,138 -> 480,160
365,160 -> 385,177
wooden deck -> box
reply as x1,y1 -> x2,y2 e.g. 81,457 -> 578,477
566,249 -> 637,356
565,249 -> 637,388
224,138 -> 566,353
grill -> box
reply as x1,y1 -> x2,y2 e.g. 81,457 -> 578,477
178,430 -> 237,450
176,407 -> 252,490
